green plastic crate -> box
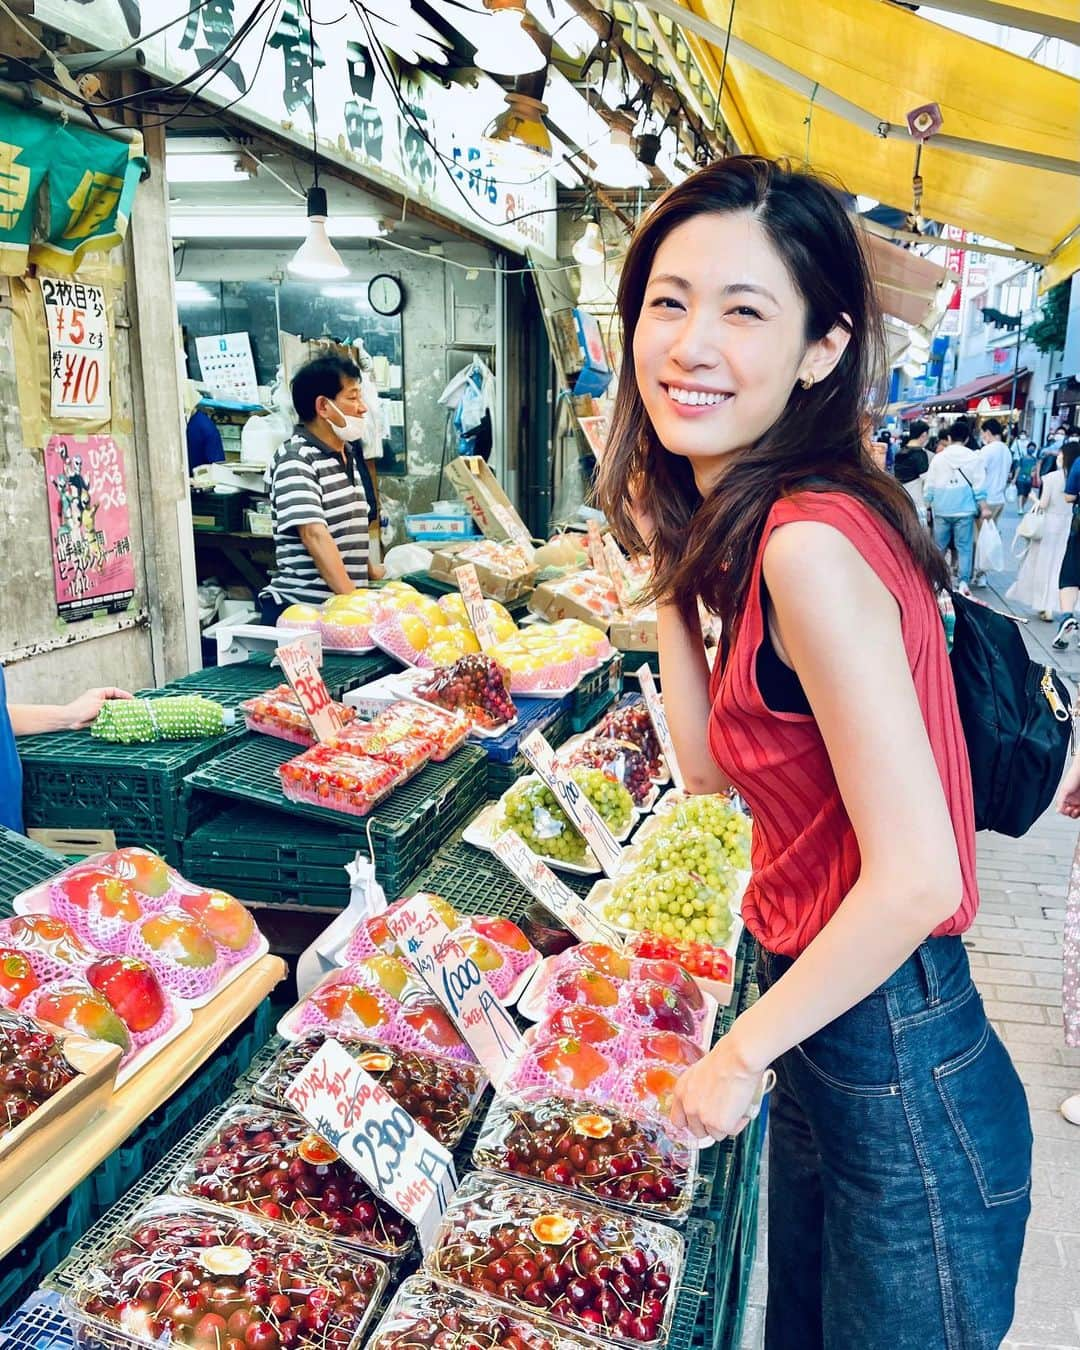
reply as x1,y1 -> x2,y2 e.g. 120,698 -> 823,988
16,725 -> 242,865
182,804 -> 362,908
568,653 -> 623,733
191,488 -> 248,533
0,827 -> 66,918
182,741 -> 488,897
417,836 -> 599,912
164,650 -> 395,704
0,1186 -> 91,1319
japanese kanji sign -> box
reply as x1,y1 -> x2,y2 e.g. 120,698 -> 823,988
44,434 -> 135,621
40,278 -> 110,419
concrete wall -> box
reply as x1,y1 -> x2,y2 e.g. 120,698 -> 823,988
177,238 -> 501,536
0,122 -> 198,702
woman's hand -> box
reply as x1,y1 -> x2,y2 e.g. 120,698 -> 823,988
1059,755 -> 1080,818
668,1027 -> 765,1141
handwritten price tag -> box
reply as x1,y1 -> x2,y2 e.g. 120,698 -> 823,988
384,893 -> 523,1085
492,830 -> 623,946
455,563 -> 498,652
636,667 -> 684,791
489,500 -> 536,563
276,636 -> 343,743
519,731 -> 624,878
284,1036 -> 457,1252
602,536 -> 633,614
585,520 -> 607,574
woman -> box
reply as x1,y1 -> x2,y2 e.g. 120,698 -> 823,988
1006,444 -> 1074,620
598,157 -> 1030,1350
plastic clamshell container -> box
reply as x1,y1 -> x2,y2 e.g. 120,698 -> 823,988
64,1195 -> 390,1350
277,746 -> 405,817
472,1088 -> 697,1223
424,1171 -> 685,1348
251,1031 -> 488,1150
367,1274 -> 603,1350
169,1101 -> 416,1260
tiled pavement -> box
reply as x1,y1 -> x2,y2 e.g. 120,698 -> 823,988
739,504 -> 1080,1348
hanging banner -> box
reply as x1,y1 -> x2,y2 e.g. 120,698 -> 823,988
0,103 -> 145,277
44,434 -> 135,621
40,278 -> 111,420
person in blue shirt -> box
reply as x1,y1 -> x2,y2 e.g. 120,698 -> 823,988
0,669 -> 132,832
1052,439 -> 1080,649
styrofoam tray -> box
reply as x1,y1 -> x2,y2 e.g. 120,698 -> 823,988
554,733 -> 661,813
13,882 -> 271,1011
515,953 -> 719,1049
462,801 -> 602,876
343,669 -> 517,740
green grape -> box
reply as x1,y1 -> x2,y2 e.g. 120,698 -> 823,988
669,794 -> 752,870
500,779 -> 588,864
569,766 -> 634,834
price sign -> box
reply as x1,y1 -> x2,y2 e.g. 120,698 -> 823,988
455,563 -> 498,651
489,500 -> 536,563
40,278 -> 111,420
384,893 -> 523,1084
585,520 -> 607,575
284,1036 -> 456,1252
519,730 -> 624,878
492,830 -> 623,946
276,636 -> 343,743
637,665 -> 684,791
602,536 -> 633,613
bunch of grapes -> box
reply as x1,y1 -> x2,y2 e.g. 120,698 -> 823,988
565,738 -> 652,806
500,780 -> 589,864
605,867 -> 734,945
669,794 -> 752,870
594,703 -> 662,777
419,654 -> 517,729
569,765 -> 634,834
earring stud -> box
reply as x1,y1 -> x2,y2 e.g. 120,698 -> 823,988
800,374 -> 815,390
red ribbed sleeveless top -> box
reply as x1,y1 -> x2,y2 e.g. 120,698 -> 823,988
708,491 -> 978,958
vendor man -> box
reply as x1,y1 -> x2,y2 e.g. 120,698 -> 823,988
259,354 -> 383,625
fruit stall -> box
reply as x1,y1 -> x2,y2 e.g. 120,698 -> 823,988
1,579 -> 763,1350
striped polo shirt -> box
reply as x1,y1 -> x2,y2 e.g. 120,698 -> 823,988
263,427 -> 370,606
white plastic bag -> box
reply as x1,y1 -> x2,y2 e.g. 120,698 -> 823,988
975,517 -> 1005,574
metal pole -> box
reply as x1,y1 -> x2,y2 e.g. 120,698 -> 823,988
1008,326 -> 1022,430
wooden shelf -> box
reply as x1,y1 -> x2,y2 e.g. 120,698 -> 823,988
0,953 -> 286,1258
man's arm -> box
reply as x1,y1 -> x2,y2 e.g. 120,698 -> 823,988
296,523 -> 356,594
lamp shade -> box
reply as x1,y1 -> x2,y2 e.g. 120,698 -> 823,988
487,93 -> 551,156
288,187 -> 349,280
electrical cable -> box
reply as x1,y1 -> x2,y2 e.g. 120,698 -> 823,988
715,0 -> 736,113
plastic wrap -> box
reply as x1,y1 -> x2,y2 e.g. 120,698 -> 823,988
375,700 -> 470,760
64,1197 -> 389,1350
240,684 -> 357,746
278,746 -> 405,817
170,1103 -> 415,1258
0,1007 -> 78,1139
425,1172 -> 684,1347
561,738 -> 655,807
593,704 -> 663,778
415,655 -> 517,731
330,721 -> 435,778
252,1031 -> 487,1149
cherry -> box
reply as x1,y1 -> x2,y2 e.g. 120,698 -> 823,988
566,1279 -> 592,1310
245,1321 -> 280,1350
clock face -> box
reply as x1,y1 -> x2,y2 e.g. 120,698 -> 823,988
368,273 -> 404,316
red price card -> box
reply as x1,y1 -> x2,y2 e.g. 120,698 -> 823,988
276,636 -> 343,743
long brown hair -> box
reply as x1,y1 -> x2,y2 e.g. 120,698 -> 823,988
597,156 -> 949,631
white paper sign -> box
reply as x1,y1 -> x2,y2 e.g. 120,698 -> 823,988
283,1036 -> 457,1251
40,278 -> 110,419
384,893 -> 523,1082
637,667 -> 685,791
489,499 -> 536,562
455,563 -> 498,651
276,636 -> 344,743
492,830 -> 624,946
519,731 -> 624,878
195,332 -> 260,404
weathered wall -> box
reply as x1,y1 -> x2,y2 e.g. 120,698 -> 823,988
178,237 -> 500,537
0,123 -> 197,702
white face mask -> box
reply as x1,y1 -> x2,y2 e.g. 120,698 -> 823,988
325,399 -> 366,442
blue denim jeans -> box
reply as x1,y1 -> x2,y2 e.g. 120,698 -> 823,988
758,936 -> 1031,1350
932,514 -> 976,584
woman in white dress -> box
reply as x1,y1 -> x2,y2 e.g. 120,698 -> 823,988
1007,451 -> 1069,619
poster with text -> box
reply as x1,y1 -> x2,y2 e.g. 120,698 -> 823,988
45,434 -> 135,621
39,277 -> 111,420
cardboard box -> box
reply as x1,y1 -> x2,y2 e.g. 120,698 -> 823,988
444,457 -> 534,556
609,612 -> 659,651
529,570 -> 621,633
0,1017 -> 121,1203
429,540 -> 537,603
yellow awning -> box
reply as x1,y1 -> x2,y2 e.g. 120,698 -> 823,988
667,0 -> 1080,281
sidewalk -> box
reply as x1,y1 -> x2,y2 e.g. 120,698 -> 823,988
739,501 -> 1080,1349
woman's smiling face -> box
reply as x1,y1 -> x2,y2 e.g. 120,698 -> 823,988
632,210 -> 819,489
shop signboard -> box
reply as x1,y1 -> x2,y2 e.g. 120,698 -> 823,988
940,225 -> 965,338
39,278 -> 110,419
31,0 -> 558,260
43,433 -> 135,621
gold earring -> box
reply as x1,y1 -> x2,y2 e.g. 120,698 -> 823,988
800,374 -> 815,390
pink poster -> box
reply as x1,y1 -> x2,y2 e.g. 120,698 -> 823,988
44,434 -> 135,621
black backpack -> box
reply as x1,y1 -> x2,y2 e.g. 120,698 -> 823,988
949,592 -> 1072,836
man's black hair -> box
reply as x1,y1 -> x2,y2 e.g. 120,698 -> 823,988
291,354 -> 361,422
907,419 -> 929,440
982,417 -> 1004,437
948,417 -> 971,443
